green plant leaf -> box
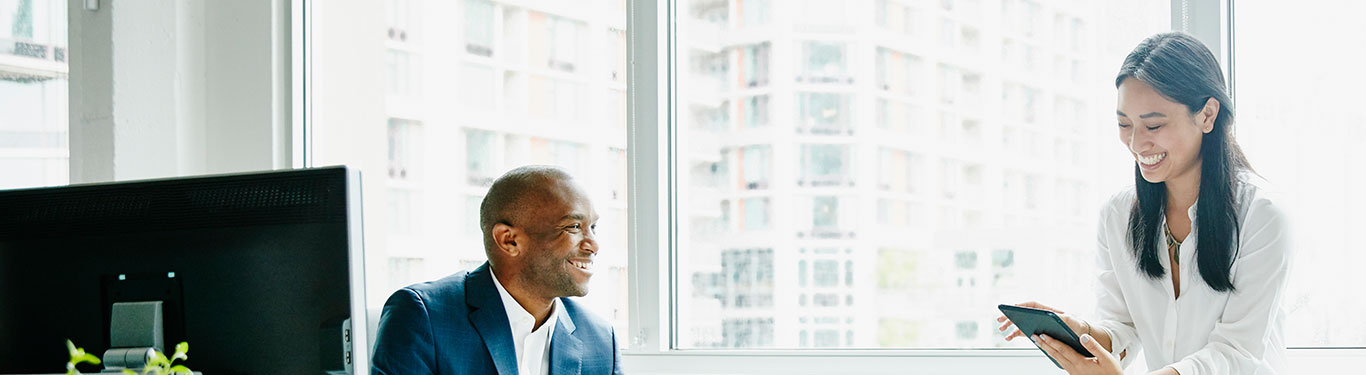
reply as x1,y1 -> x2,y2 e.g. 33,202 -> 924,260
66,340 -> 78,357
169,365 -> 192,375
147,349 -> 169,367
122,369 -> 137,375
79,352 -> 102,365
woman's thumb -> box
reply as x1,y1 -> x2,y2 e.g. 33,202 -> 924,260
1081,334 -> 1116,364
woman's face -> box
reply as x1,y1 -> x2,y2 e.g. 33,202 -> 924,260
1115,77 -> 1217,185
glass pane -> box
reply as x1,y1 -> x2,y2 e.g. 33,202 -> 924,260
676,0 -> 1170,349
315,0 -> 630,343
1235,1 -> 1366,347
0,0 -> 68,189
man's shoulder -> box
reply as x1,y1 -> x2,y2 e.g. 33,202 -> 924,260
402,270 -> 472,299
387,266 -> 491,315
560,298 -> 615,337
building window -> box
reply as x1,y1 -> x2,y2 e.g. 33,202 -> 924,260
799,144 -> 850,187
738,145 -> 772,189
737,43 -> 770,88
737,0 -> 770,27
463,0 -> 494,56
813,260 -> 839,288
798,41 -> 849,84
387,118 -> 423,180
741,95 -> 770,128
954,251 -> 977,270
955,321 -> 979,340
741,197 -> 771,231
465,129 -> 498,187
797,93 -> 852,134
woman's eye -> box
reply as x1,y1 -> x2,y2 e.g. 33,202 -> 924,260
1146,125 -> 1162,131
1118,123 -> 1131,128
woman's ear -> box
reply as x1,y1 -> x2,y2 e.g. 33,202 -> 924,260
492,222 -> 521,257
1198,97 -> 1219,133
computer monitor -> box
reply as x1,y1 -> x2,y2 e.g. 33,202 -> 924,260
0,167 -> 369,375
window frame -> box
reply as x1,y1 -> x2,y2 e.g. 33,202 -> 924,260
287,0 -> 1366,372
621,0 -> 1366,372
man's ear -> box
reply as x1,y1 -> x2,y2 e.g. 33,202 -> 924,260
491,223 -> 521,257
1198,97 -> 1219,134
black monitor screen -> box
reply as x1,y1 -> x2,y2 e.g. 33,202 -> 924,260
0,167 -> 368,375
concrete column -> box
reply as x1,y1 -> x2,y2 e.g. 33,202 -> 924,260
67,0 -> 291,183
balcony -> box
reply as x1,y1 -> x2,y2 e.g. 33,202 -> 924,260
797,227 -> 855,239
797,123 -> 854,136
795,74 -> 854,85
797,176 -> 854,188
0,38 -> 67,81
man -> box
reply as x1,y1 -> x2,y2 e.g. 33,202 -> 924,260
372,166 -> 624,375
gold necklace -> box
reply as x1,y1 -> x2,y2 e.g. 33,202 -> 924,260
1165,222 -> 1183,266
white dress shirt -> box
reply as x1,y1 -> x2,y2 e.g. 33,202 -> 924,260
1092,174 -> 1290,375
491,271 -> 560,375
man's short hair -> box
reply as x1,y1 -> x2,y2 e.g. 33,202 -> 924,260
478,166 -> 573,255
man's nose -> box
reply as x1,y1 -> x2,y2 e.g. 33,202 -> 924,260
581,230 -> 599,255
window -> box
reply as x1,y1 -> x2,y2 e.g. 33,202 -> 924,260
799,144 -> 850,187
529,12 -> 583,73
463,0 -> 494,56
0,0 -> 68,189
737,42 -> 770,88
1235,1 -> 1366,347
675,0 -> 1171,349
740,95 -> 770,128
386,118 -> 423,180
797,41 -> 849,84
738,145 -> 771,189
797,93 -> 852,134
737,0 -> 769,27
310,0 -> 630,342
876,47 -> 920,96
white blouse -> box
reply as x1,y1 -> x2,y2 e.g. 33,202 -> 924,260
1091,174 -> 1291,375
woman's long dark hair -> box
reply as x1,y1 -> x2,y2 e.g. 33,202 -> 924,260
1116,32 -> 1250,292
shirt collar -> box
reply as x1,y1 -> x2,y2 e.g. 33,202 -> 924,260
490,268 -> 561,333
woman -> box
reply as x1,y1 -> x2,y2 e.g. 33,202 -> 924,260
996,32 -> 1291,375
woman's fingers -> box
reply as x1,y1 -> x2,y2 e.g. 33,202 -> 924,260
1035,334 -> 1080,369
1032,335 -> 1076,370
1017,301 -> 1064,314
1080,334 -> 1117,365
998,315 -> 1022,340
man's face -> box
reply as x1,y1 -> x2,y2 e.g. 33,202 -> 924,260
517,179 -> 600,299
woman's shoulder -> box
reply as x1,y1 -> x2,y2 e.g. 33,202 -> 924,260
1235,171 -> 1286,217
1102,185 -> 1138,212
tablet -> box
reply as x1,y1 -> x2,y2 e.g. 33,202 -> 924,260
997,304 -> 1093,369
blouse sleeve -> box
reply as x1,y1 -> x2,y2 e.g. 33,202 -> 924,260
1092,200 -> 1143,369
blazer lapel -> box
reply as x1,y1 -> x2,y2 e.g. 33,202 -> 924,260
549,301 -> 583,375
466,263 -> 519,375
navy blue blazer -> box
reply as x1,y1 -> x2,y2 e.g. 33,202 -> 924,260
371,263 -> 624,375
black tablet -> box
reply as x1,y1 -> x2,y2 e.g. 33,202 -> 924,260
998,304 -> 1093,369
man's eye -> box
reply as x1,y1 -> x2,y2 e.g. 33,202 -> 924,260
565,224 -> 582,231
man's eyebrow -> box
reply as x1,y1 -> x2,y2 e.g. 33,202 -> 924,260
559,214 -> 588,221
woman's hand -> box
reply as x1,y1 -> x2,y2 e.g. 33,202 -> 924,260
996,301 -> 1089,342
1035,333 -> 1124,375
